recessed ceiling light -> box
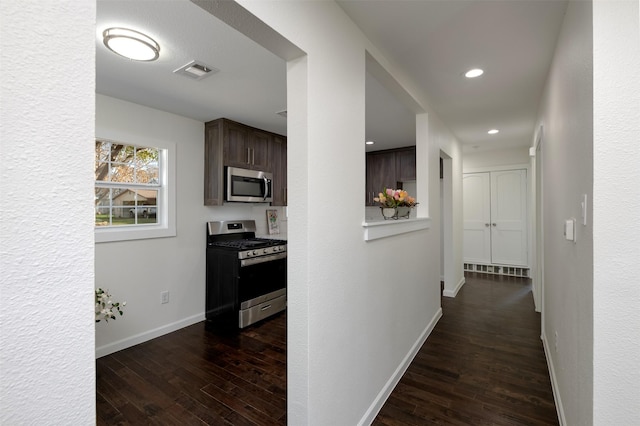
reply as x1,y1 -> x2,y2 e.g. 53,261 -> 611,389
465,68 -> 484,78
488,129 -> 499,134
365,141 -> 375,145
103,27 -> 160,61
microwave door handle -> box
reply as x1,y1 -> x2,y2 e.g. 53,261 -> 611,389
263,176 -> 269,201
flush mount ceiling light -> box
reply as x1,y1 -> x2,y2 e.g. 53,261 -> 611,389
103,28 -> 160,61
488,129 -> 499,134
365,141 -> 375,145
465,68 -> 484,78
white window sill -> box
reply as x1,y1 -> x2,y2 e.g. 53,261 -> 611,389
362,217 -> 431,241
95,224 -> 176,243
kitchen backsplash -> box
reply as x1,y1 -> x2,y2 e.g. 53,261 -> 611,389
205,203 -> 287,239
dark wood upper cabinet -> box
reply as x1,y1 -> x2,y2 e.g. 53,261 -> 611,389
365,146 -> 416,206
204,120 -> 224,206
395,146 -> 416,182
205,118 -> 286,206
222,119 -> 271,171
366,151 -> 396,205
222,120 -> 251,169
249,129 -> 271,172
269,135 -> 287,206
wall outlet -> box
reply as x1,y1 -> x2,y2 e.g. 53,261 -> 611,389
161,291 -> 169,304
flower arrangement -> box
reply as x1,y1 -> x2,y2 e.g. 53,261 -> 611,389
373,188 -> 418,208
95,288 -> 126,323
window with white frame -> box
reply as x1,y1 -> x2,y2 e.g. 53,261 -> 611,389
95,139 -> 175,242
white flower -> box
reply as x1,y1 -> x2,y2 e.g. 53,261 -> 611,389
95,288 -> 125,323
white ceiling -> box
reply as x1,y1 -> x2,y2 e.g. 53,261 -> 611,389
97,0 -> 288,135
97,0 -> 568,154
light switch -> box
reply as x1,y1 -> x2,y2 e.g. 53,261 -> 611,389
565,219 -> 576,242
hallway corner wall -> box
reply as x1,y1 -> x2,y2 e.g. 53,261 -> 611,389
534,1 -> 593,424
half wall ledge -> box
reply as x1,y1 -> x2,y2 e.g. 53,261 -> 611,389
362,217 -> 431,241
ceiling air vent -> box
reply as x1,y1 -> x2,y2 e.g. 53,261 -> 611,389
173,60 -> 219,80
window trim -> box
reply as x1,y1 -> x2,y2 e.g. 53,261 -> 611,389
95,140 -> 176,243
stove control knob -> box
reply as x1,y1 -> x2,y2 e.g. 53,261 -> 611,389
272,246 -> 279,252
252,250 -> 258,255
263,249 -> 268,255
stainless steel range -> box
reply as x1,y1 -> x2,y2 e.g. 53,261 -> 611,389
206,220 -> 286,328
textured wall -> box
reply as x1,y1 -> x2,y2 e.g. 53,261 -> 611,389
593,0 -> 640,423
0,1 -> 96,423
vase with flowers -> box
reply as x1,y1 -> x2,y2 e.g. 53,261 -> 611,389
373,188 -> 418,220
95,288 -> 126,323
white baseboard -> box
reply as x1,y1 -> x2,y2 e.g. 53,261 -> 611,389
358,307 -> 443,425
541,331 -> 566,425
442,276 -> 465,298
95,313 -> 206,358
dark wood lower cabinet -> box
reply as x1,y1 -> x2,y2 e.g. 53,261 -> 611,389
96,274 -> 557,425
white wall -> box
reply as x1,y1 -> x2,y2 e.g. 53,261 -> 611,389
592,0 -> 640,424
95,95 -> 287,356
233,2 -> 462,424
463,146 -> 530,171
535,2 -> 594,423
436,113 -> 465,298
0,1 -> 96,424
535,1 -> 640,424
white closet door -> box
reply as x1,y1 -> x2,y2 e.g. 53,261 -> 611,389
490,169 -> 528,266
463,173 -> 492,263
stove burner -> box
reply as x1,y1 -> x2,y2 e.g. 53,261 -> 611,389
208,238 -> 285,250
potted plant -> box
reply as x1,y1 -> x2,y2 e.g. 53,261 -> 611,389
373,188 -> 418,219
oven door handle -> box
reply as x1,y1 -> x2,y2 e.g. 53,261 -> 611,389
240,251 -> 286,267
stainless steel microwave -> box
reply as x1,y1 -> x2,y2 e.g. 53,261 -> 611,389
225,166 -> 273,203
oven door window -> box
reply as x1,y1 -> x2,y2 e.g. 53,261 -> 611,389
238,257 -> 286,303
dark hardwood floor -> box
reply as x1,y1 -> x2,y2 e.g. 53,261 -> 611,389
374,273 -> 558,425
96,314 -> 287,425
97,273 -> 557,425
